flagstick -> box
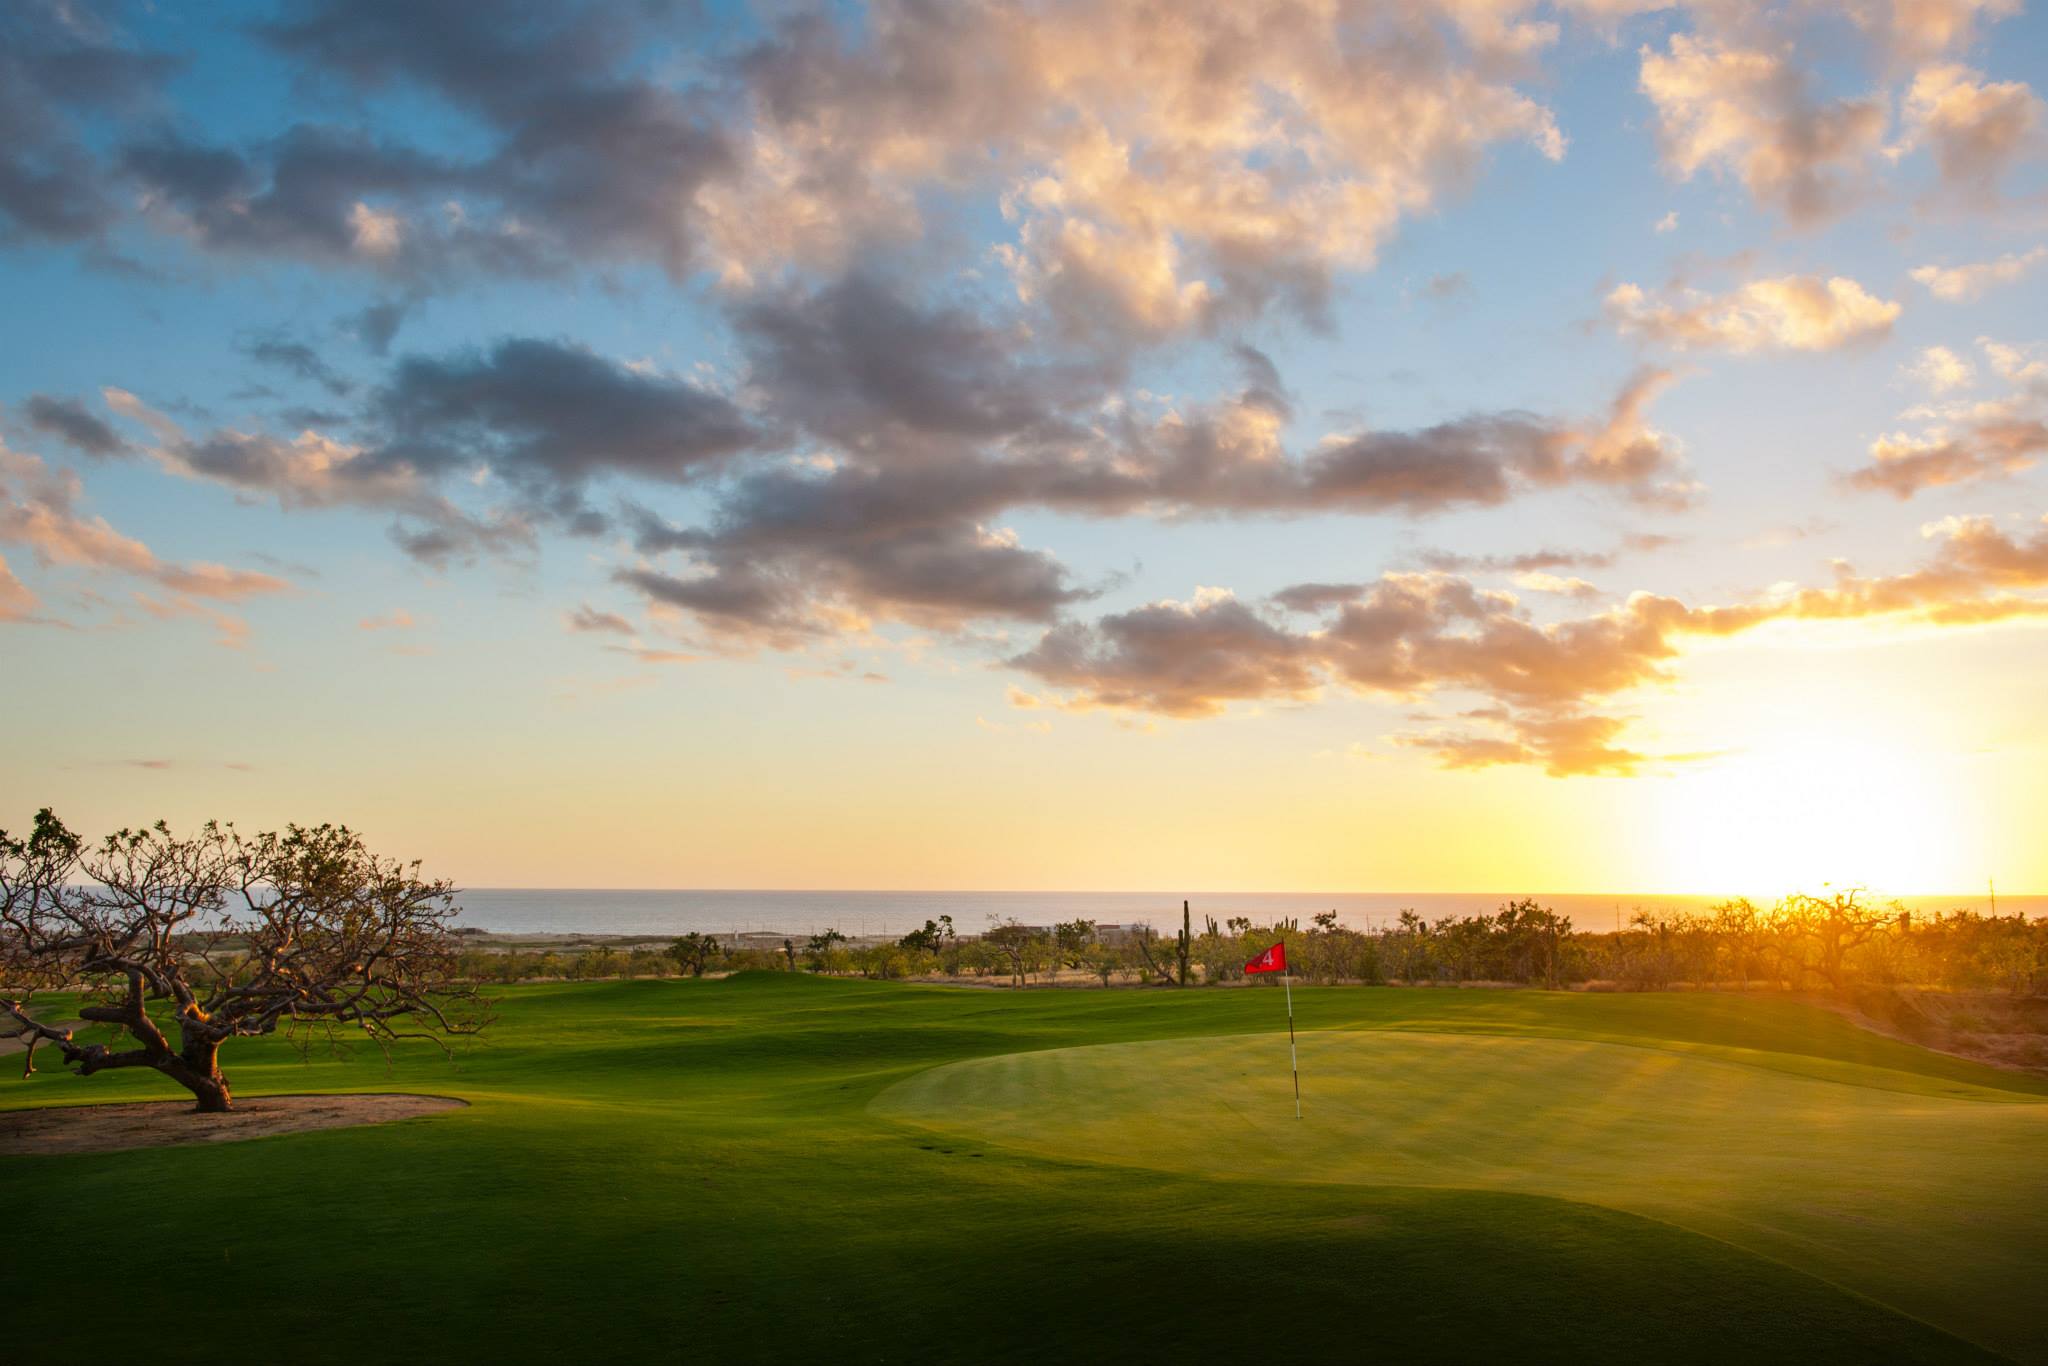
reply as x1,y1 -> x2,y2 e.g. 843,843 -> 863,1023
1284,968 -> 1300,1119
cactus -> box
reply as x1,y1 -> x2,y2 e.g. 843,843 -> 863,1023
1178,900 -> 1192,987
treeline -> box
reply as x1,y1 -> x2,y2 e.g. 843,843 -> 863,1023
451,894 -> 2047,998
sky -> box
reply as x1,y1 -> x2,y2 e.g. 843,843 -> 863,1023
3,0 -> 2047,896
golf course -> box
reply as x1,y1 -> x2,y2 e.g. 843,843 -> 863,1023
4,975 -> 2043,1364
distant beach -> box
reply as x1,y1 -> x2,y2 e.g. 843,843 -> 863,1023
453,888 -> 2043,939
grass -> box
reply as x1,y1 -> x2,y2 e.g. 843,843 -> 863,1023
5,975 -> 2043,1364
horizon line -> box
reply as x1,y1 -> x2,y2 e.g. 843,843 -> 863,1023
456,886 -> 2043,899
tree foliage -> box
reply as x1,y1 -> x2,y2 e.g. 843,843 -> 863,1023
1,809 -> 487,1112
668,932 -> 723,977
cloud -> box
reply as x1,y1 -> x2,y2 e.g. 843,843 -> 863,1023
260,0 -> 731,278
129,590 -> 254,650
1010,569 -> 1755,771
615,513 -> 1092,648
102,0 -> 1562,336
98,341 -> 754,567
566,604 -> 635,635
1983,338 -> 2048,392
90,0 -> 731,282
729,276 -> 1691,514
1398,710 -> 1647,778
120,126 -> 466,266
0,552 -> 38,622
1778,514 -> 2048,624
241,334 -> 355,397
1862,0 -> 2023,66
731,272 -> 1101,460
1271,582 -> 1370,613
711,0 -> 1565,341
1848,337 -> 2048,497
1422,272 -> 1472,302
1899,64 -> 2044,208
0,1 -> 180,243
598,355 -> 1690,649
1120,363 -> 1690,514
357,609 -> 417,631
1417,545 -> 1627,574
22,394 -> 130,458
143,420 -> 434,512
1010,514 -> 2048,773
1605,275 -> 1900,352
373,338 -> 760,502
0,443 -> 291,604
383,512 -> 538,570
1637,33 -> 1886,226
1512,571 -> 1602,598
1910,247 -> 2047,301
1008,590 -> 1322,718
349,298 -> 409,355
1907,344 -> 1975,393
1843,422 -> 2048,497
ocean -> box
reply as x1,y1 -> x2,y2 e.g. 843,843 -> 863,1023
453,888 -> 2044,938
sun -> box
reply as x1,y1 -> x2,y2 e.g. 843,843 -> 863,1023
1656,728 -> 1963,897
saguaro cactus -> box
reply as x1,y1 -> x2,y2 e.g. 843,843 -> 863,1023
1178,900 -> 1192,987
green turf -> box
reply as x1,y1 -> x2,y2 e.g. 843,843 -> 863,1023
878,1031 -> 2048,1363
4,977 -> 2041,1364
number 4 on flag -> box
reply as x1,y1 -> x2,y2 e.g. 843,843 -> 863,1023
1245,940 -> 1287,974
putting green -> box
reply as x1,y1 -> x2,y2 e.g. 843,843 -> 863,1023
875,1030 -> 2048,1364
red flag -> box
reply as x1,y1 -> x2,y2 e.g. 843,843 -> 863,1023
1244,940 -> 1287,975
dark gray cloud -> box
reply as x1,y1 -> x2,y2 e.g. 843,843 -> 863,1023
615,564 -> 814,640
386,511 -> 537,571
241,334 -> 356,397
275,405 -> 353,430
616,512 -> 1091,645
257,0 -> 730,276
371,338 -> 760,503
7,3 -> 725,278
732,273 -> 1107,459
259,0 -> 633,109
1011,594 -> 1320,717
71,258 -> 1686,636
23,394 -> 130,457
120,125 -> 478,267
349,299 -> 409,355
586,300 -> 1687,646
0,1 -> 179,243
96,336 -> 757,567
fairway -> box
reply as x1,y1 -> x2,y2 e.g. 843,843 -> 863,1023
5,977 -> 2043,1364
877,1031 -> 2048,1364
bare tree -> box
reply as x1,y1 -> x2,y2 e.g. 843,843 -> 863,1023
1785,889 -> 1893,995
983,918 -> 1043,987
1,810 -> 487,1113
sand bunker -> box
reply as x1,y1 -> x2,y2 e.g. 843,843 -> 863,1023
0,1093 -> 466,1156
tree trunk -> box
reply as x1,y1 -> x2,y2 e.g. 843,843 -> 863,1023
167,1034 -> 233,1112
